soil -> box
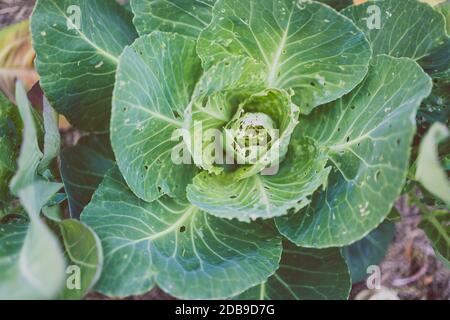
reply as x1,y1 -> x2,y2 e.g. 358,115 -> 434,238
0,0 -> 35,29
1,0 -> 449,300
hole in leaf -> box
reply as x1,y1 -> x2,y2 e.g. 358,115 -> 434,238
375,170 -> 381,180
202,98 -> 208,108
173,111 -> 181,119
179,226 -> 186,233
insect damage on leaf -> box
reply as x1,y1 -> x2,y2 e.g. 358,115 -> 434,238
0,0 -> 447,301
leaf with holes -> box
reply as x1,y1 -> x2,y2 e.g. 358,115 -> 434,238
197,0 -> 371,113
111,32 -> 201,202
31,0 -> 137,131
132,0 -> 217,38
81,167 -> 282,299
276,55 -> 432,248
343,0 -> 449,77
12,0 -> 445,300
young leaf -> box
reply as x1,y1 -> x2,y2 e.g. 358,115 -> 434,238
111,32 -> 202,202
235,242 -> 351,300
0,219 -> 66,299
416,122 -> 450,205
9,82 -> 43,195
342,220 -> 395,283
81,167 -> 282,299
58,219 -> 103,300
132,0 -> 216,38
197,0 -> 372,113
37,97 -> 60,174
276,55 -> 432,248
31,0 -> 138,131
60,134 -> 115,218
1,82 -> 66,299
187,137 -> 330,221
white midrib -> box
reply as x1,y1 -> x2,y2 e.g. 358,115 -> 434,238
267,9 -> 294,86
141,205 -> 197,243
255,176 -> 271,216
104,206 -> 198,259
259,282 -> 267,300
147,108 -> 184,127
328,131 -> 373,152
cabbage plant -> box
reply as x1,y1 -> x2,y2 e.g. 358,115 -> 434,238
0,0 -> 449,300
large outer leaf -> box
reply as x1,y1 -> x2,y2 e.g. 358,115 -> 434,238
60,134 -> 115,218
132,0 -> 216,38
9,83 -> 42,195
342,0 -> 449,74
187,137 -> 330,221
416,123 -> 450,206
58,219 -> 103,299
111,32 -> 202,202
37,98 -> 60,174
197,0 -> 371,113
0,219 -> 65,299
276,55 -> 432,248
31,0 -> 137,131
236,242 -> 351,300
342,220 -> 395,283
81,167 -> 282,299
